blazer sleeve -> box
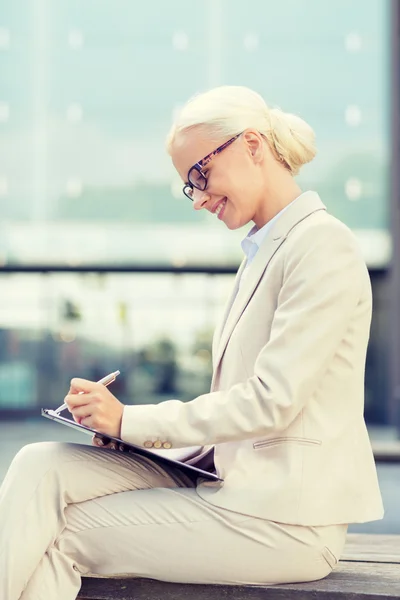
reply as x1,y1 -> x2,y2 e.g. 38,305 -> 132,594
121,221 -> 369,449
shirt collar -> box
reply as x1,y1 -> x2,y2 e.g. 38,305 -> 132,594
240,194 -> 303,261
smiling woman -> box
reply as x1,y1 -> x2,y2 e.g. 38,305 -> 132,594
0,85 -> 384,599
166,86 -> 317,230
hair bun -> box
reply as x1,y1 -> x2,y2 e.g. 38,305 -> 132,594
166,86 -> 317,176
266,107 -> 317,175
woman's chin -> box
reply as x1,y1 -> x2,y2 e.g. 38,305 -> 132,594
226,222 -> 239,231
224,214 -> 251,231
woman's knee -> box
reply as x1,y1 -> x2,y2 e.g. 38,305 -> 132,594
12,441 -> 81,473
12,441 -> 55,469
54,504 -> 94,574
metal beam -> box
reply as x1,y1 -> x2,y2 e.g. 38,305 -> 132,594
389,0 -> 400,433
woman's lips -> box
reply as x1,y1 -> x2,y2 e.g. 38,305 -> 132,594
215,198 -> 227,220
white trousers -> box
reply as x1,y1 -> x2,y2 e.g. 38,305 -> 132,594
0,442 -> 348,600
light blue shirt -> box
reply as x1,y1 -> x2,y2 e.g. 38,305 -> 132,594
239,194 -> 302,287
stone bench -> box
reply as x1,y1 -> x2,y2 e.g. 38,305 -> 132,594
371,440 -> 400,463
77,533 -> 400,599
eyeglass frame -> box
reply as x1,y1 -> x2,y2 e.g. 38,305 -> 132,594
182,132 -> 243,200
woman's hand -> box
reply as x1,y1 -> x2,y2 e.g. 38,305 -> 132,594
64,378 -> 124,439
92,434 -> 118,450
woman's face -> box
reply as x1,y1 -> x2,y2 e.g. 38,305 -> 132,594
170,128 -> 271,230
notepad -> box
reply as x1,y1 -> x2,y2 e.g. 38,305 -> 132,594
41,408 -> 221,483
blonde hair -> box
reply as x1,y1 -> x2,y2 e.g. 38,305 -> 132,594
166,86 -> 316,176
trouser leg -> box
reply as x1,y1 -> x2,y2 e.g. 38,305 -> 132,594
0,441 -> 192,600
24,484 -> 348,596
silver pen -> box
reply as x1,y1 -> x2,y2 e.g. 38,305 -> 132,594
54,370 -> 121,414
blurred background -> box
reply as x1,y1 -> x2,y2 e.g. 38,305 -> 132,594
0,0 -> 399,533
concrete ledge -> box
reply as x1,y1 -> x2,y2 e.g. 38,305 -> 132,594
77,561 -> 400,600
77,534 -> 400,600
372,441 -> 400,463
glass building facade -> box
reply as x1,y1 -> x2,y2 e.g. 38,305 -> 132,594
0,0 -> 390,265
0,0 -> 393,424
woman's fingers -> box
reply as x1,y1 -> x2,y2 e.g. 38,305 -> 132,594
64,392 -> 92,412
64,379 -> 123,439
92,435 -> 104,447
92,434 -> 117,450
66,378 -> 101,404
71,404 -> 92,420
71,378 -> 101,394
67,385 -> 83,395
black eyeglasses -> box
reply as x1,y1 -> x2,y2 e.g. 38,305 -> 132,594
182,132 -> 243,200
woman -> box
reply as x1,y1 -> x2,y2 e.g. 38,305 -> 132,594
0,86 -> 383,599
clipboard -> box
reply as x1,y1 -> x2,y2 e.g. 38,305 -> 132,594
41,408 -> 222,483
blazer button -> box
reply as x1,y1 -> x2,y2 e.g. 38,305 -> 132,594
162,441 -> 172,449
153,440 -> 162,449
144,440 -> 154,448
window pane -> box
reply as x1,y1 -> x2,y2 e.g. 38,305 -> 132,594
0,0 -> 390,267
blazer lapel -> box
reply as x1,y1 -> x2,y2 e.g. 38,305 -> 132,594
212,236 -> 285,380
211,191 -> 327,382
211,257 -> 247,370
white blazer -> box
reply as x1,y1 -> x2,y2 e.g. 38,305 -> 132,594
122,191 -> 384,526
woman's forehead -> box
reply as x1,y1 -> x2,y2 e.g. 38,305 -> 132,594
170,130 -> 218,179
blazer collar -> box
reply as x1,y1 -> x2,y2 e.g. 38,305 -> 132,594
266,190 -> 326,242
211,191 -> 326,384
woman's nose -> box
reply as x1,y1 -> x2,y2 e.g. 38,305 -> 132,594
192,189 -> 211,210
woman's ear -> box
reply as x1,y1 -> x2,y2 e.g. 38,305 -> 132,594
243,130 -> 264,163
